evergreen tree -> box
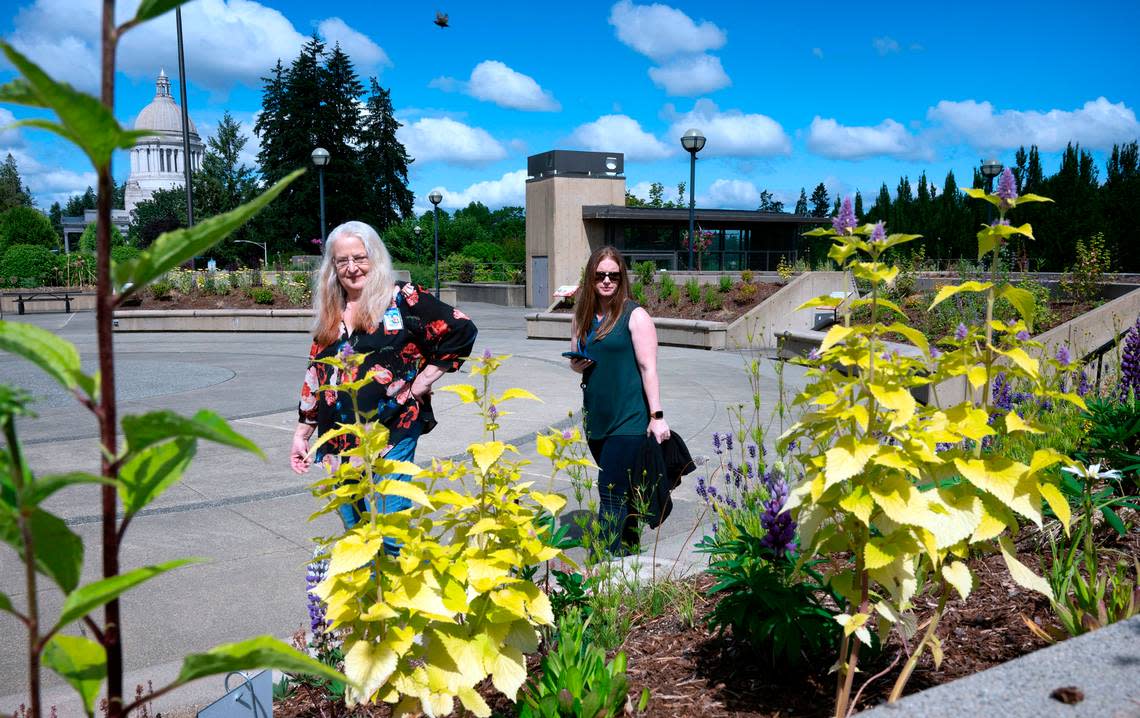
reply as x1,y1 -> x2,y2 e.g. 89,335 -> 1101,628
1025,146 -> 1044,191
794,187 -> 808,215
359,78 -> 413,232
194,111 -> 261,262
758,190 -> 784,213
0,154 -> 33,211
1014,146 -> 1028,192
809,182 -> 830,217
48,201 -> 63,240
854,191 -> 864,219
1104,141 -> 1140,270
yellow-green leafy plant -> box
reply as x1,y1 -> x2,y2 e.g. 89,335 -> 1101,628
783,184 -> 1079,717
308,351 -> 579,716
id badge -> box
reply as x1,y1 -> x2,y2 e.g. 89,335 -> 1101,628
383,308 -> 404,333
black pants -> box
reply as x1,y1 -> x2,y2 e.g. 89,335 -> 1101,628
588,435 -> 643,557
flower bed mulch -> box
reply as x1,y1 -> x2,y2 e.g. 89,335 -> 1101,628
135,290 -> 310,310
274,524 -> 1138,717
552,281 -> 785,324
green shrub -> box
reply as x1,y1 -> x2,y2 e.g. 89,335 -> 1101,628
1,244 -> 58,287
684,278 -> 701,303
740,269 -> 754,284
1060,233 -> 1111,303
394,262 -> 434,287
78,222 -> 126,254
633,260 -> 656,287
149,280 -> 173,300
519,607 -> 637,718
703,284 -> 723,310
659,273 -> 678,303
248,287 -> 275,305
631,280 -> 647,305
0,206 -> 58,253
229,268 -> 254,290
440,253 -> 478,283
738,282 -> 757,302
718,275 -> 733,293
110,245 -> 139,265
461,240 -> 504,264
280,281 -> 310,306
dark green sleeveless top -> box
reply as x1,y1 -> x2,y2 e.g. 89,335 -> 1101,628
582,300 -> 649,440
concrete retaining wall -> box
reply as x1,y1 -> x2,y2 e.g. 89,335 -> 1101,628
1032,286 -> 1140,362
726,271 -> 852,349
525,311 -> 728,349
113,309 -> 313,332
445,283 -> 525,307
1,293 -> 96,314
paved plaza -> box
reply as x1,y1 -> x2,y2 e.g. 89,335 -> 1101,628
0,302 -> 808,715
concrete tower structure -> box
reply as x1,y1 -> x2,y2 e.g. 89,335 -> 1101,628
123,69 -> 204,216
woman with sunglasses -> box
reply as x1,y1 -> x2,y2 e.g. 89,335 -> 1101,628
290,221 -> 477,549
570,246 -> 671,556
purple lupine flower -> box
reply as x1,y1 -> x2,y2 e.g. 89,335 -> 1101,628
996,168 -> 1018,208
759,474 -> 797,556
992,372 -> 1013,412
1016,330 -> 1030,341
955,323 -> 968,341
870,221 -> 886,244
306,550 -> 329,639
831,197 -> 857,235
1120,317 -> 1140,400
1055,345 -> 1072,367
712,432 -> 722,455
725,433 -> 734,452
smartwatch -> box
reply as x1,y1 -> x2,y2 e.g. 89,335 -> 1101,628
651,410 -> 664,420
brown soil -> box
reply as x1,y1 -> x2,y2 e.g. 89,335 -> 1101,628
139,288 -> 309,310
274,525 -> 1139,717
553,281 -> 785,323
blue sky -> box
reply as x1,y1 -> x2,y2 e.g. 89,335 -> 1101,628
2,0 -> 1139,216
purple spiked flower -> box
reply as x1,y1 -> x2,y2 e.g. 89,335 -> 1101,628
870,221 -> 886,244
930,346 -> 942,359
1055,345 -> 1072,367
306,549 -> 330,641
996,168 -> 1018,208
725,433 -> 734,452
1016,330 -> 1030,341
488,404 -> 499,422
955,323 -> 968,341
1120,317 -> 1140,400
831,197 -> 857,235
759,474 -> 797,556
1078,370 -> 1091,397
808,348 -> 822,361
712,432 -> 722,455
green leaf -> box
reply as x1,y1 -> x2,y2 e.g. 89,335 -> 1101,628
122,410 -> 262,459
56,559 -> 194,629
0,321 -> 89,395
131,0 -> 190,24
0,506 -> 83,592
0,42 -> 150,168
1100,506 -> 1127,536
119,438 -> 196,515
25,472 -> 112,508
114,169 -> 304,296
0,590 -> 14,615
928,281 -> 993,311
42,635 -> 106,716
176,636 -> 347,686
997,285 -> 1037,328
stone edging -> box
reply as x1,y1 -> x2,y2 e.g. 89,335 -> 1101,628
113,308 -> 313,332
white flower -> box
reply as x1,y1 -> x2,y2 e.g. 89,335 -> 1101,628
1062,463 -> 1122,481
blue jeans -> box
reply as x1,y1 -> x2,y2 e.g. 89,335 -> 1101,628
334,424 -> 422,556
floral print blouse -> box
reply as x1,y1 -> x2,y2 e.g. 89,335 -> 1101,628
298,282 -> 478,456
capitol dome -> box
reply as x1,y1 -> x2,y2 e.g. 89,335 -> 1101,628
134,69 -> 198,135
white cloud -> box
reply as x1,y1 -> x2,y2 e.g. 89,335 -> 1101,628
626,181 -> 654,202
700,178 -> 759,209
608,0 -> 726,62
0,109 -> 24,147
806,116 -> 932,160
872,36 -> 900,55
317,17 -> 391,78
666,100 -> 791,157
566,115 -> 674,161
927,98 -> 1140,151
397,117 -> 508,165
430,60 -> 560,112
648,54 -> 730,96
812,47 -> 824,59
426,169 -> 527,211
6,0 -> 386,94
0,140 -> 96,206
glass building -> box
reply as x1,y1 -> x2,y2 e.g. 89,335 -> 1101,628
582,205 -> 824,271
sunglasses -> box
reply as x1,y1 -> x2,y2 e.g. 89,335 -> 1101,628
594,271 -> 623,283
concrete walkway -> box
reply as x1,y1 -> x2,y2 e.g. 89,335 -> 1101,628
0,302 -> 806,715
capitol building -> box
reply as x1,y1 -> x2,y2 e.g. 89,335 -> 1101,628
123,69 -> 205,216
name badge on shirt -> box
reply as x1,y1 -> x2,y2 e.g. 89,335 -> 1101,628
383,307 -> 404,332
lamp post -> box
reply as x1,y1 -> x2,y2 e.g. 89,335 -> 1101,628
680,128 -> 706,272
311,147 -> 330,241
175,6 -> 194,227
981,158 -> 1003,224
234,239 -> 268,269
428,191 -> 443,295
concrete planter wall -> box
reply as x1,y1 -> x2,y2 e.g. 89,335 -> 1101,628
444,282 -> 525,307
114,309 -> 313,332
1,292 -> 96,314
525,311 -> 729,349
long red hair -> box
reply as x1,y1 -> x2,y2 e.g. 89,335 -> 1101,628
572,246 -> 630,347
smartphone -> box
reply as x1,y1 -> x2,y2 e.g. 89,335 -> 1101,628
561,350 -> 592,362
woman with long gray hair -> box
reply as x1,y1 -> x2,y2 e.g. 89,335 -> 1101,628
290,221 -> 477,546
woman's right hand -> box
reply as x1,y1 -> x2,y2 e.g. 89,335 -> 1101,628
570,357 -> 593,374
290,432 -> 312,475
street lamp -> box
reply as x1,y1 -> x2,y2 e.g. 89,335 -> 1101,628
234,239 -> 268,269
311,147 -> 330,241
981,158 -> 1003,193
428,191 -> 443,295
680,128 -> 706,272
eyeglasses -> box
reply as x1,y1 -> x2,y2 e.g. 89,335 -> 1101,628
334,255 -> 370,270
594,271 -> 623,283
